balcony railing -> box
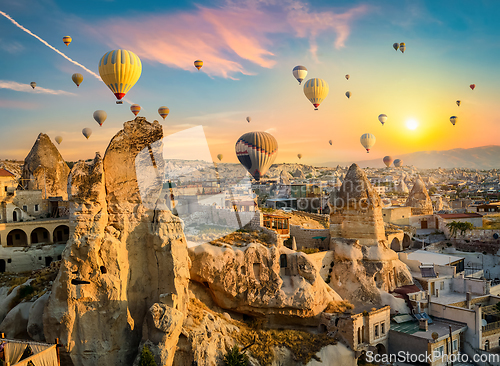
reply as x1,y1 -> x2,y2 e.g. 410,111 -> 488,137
483,320 -> 500,332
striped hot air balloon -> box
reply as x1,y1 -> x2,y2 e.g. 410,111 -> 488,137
303,78 -> 329,110
235,131 -> 278,181
292,66 -> 307,85
130,104 -> 141,116
63,36 -> 72,46
158,106 -> 170,120
30,82 -> 36,89
360,133 -> 376,153
194,60 -> 203,70
378,114 -> 387,125
98,50 -> 142,103
450,116 -> 457,126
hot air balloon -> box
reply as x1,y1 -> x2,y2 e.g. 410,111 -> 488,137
93,110 -> 107,126
158,107 -> 169,120
246,116 -> 251,123
345,91 -> 351,99
293,66 -> 307,85
470,84 -> 476,90
194,60 -> 203,70
329,140 -> 332,146
55,136 -> 63,144
217,154 -> 223,161
456,100 -> 461,107
63,36 -> 72,46
450,116 -> 457,126
72,73 -> 83,87
303,78 -> 329,110
82,128 -> 92,139
378,114 -> 387,125
297,154 -> 302,159
30,82 -> 36,89
360,133 -> 376,153
345,74 -> 350,80
394,159 -> 403,167
383,156 -> 393,168
393,43 -> 399,51
130,104 -> 141,116
235,131 -> 278,181
399,43 -> 406,53
98,50 -> 142,104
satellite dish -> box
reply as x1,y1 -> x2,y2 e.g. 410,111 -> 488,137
482,319 -> 487,327
431,332 -> 439,340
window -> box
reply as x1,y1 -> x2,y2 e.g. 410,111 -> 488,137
374,325 -> 379,337
381,322 -> 385,334
7,259 -> 11,263
485,340 -> 490,351
440,282 -> 444,290
435,346 -> 444,359
22,205 -> 27,212
34,204 -> 39,212
453,339 -> 458,351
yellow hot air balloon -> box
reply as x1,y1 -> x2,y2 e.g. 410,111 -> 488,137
303,78 -> 329,110
194,60 -> 203,70
130,104 -> 141,116
297,154 -> 302,159
217,154 -> 223,161
158,106 -> 170,120
98,50 -> 142,104
456,100 -> 461,107
72,73 -> 83,87
55,136 -> 63,144
30,82 -> 36,89
63,36 -> 72,46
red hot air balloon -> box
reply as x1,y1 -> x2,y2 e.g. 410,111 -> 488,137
470,84 -> 476,90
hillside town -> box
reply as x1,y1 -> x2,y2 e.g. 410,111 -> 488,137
2,121 -> 500,366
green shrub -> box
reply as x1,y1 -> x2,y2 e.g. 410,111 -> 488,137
139,345 -> 157,366
223,346 -> 249,366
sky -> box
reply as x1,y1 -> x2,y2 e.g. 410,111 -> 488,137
1,0 -> 500,165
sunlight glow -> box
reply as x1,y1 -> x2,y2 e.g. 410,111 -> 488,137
406,119 -> 419,130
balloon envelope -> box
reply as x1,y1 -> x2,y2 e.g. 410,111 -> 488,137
394,159 -> 403,167
360,133 -> 376,153
345,74 -> 350,80
82,128 -> 92,139
399,42 -> 406,53
297,154 -> 302,159
72,73 -> 83,87
378,114 -> 387,125
158,106 -> 170,120
303,78 -> 329,110
63,36 -> 72,46
450,116 -> 457,126
194,60 -> 203,70
130,104 -> 141,116
55,136 -> 63,144
235,131 -> 278,181
345,91 -> 351,98
470,84 -> 476,90
217,154 -> 223,161
383,156 -> 393,167
99,50 -> 142,101
456,100 -> 461,107
246,116 -> 251,123
293,65 -> 308,85
329,140 -> 332,146
93,110 -> 107,126
30,82 -> 36,89
393,42 -> 399,51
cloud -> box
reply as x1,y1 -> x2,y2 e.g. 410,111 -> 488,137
0,99 -> 39,109
0,80 -> 76,96
98,0 -> 369,78
0,38 -> 24,54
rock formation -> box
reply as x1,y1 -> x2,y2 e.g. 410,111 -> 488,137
43,118 -> 190,366
328,164 -> 413,306
329,164 -> 386,246
396,179 -> 409,193
405,176 -> 433,215
189,244 -> 341,317
22,133 -> 70,199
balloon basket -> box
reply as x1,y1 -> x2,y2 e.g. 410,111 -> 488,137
116,101 -> 123,104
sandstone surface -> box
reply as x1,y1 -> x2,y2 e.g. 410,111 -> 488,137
405,177 -> 433,215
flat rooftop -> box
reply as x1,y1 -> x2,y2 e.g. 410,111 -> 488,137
407,250 -> 464,266
438,213 -> 483,219
391,317 -> 467,342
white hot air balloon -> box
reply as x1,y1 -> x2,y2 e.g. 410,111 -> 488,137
360,133 -> 376,153
292,65 -> 308,85
378,114 -> 387,126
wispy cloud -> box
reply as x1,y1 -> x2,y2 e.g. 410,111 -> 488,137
0,99 -> 40,109
0,9 -> 101,80
0,38 -> 24,54
0,80 -> 75,96
99,0 -> 369,78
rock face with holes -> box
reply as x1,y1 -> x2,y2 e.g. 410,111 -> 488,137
188,243 -> 341,317
328,164 -> 413,307
43,118 -> 190,366
405,177 -> 433,215
22,133 -> 70,199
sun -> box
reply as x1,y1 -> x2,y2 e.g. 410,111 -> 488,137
406,119 -> 419,130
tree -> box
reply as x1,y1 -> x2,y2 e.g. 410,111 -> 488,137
139,345 -> 157,366
223,346 -> 249,366
446,221 -> 474,238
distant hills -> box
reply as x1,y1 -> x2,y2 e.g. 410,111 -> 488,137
323,145 -> 500,170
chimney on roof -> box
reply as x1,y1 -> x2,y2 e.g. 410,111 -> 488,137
466,292 -> 472,309
419,318 -> 428,331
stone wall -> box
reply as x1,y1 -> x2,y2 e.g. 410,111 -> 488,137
290,224 -> 330,250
